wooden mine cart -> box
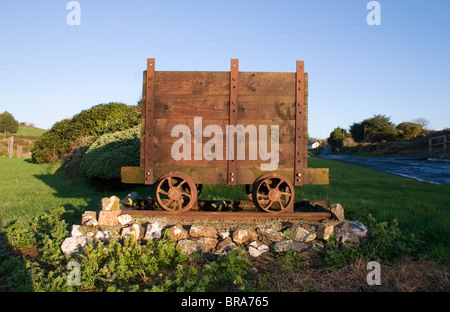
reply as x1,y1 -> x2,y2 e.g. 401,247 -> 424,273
121,58 -> 329,213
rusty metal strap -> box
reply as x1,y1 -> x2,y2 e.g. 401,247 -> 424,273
295,61 -> 305,186
144,58 -> 155,184
228,59 -> 239,185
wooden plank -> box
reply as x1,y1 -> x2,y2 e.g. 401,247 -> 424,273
238,72 -> 296,96
152,143 -> 295,169
155,71 -> 230,95
154,95 -> 229,120
303,168 -> 329,185
152,119 -> 296,144
121,166 -> 328,185
121,166 -> 145,184
237,95 -> 295,120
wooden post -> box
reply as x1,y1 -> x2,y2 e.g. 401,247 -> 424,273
444,134 -> 448,158
429,137 -> 433,158
8,136 -> 14,158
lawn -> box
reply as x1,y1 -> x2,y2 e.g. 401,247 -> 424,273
0,157 -> 449,262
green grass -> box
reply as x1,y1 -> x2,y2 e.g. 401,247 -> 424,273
304,158 -> 450,262
0,157 -> 449,263
15,126 -> 47,137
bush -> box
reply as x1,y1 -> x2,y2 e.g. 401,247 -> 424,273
31,103 -> 140,163
396,122 -> 424,139
80,126 -> 140,181
327,127 -> 349,152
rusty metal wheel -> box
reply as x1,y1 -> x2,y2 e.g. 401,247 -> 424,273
155,172 -> 198,212
252,173 -> 294,213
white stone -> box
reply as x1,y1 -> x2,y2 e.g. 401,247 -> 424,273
218,231 -> 230,239
61,236 -> 89,255
177,240 -> 200,255
303,233 -> 316,243
95,230 -> 112,241
120,224 -> 140,240
247,241 -> 269,257
71,225 -> 83,237
118,214 -> 133,226
290,226 -> 309,241
144,222 -> 163,240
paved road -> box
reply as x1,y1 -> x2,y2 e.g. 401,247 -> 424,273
318,154 -> 450,185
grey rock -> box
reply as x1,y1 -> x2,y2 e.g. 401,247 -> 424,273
196,237 -> 219,253
177,240 -> 200,255
335,220 -> 368,246
272,240 -> 308,252
95,230 -> 112,241
331,203 -> 345,221
215,238 -> 238,255
290,226 -> 310,242
144,222 -> 163,240
257,228 -> 285,243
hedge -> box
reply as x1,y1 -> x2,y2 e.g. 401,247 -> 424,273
31,102 -> 140,163
80,126 -> 140,181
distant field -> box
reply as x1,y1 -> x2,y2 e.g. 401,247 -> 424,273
0,157 -> 449,263
0,126 -> 46,157
15,126 -> 47,137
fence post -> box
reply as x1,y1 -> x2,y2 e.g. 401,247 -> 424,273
444,134 -> 448,158
428,137 -> 432,158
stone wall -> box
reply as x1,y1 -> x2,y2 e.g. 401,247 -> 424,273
61,194 -> 369,258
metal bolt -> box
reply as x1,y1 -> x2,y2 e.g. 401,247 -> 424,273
230,172 -> 234,176
297,173 -> 302,177
230,177 -> 235,182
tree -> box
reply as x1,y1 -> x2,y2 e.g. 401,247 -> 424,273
396,122 -> 424,139
0,111 -> 19,133
327,127 -> 348,152
350,115 -> 398,143
349,122 -> 366,142
364,114 -> 398,143
412,118 -> 431,130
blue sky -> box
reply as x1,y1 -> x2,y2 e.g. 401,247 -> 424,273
1,0 -> 449,138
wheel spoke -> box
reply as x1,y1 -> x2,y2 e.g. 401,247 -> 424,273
263,180 -> 272,191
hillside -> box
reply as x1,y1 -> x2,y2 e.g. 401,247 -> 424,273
1,125 -> 47,158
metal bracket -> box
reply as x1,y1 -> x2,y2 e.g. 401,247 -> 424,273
295,61 -> 305,186
144,58 -> 155,184
228,59 -> 239,185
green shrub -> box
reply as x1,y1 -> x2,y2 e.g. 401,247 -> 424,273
80,126 -> 140,181
0,111 -> 19,133
31,102 -> 140,164
323,214 -> 423,266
